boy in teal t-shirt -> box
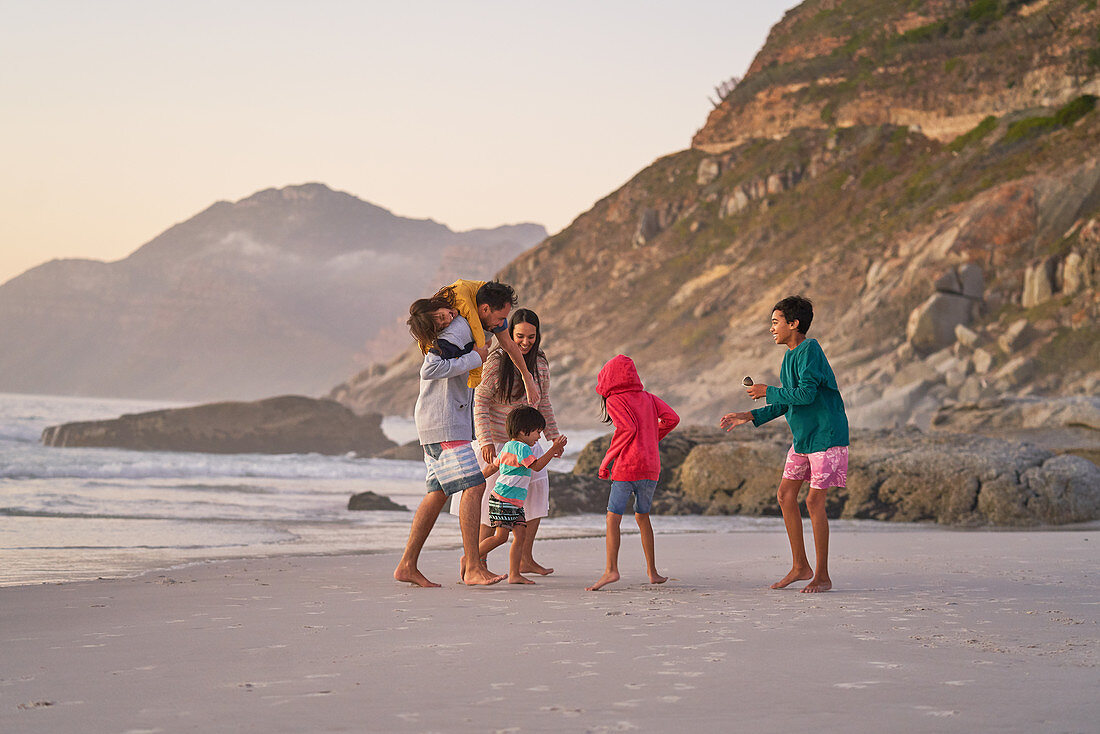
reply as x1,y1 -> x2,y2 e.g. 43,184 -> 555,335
721,295 -> 848,593
478,406 -> 567,584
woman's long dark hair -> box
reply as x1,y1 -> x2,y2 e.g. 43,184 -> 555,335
496,308 -> 543,401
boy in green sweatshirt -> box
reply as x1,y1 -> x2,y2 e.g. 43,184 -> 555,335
721,295 -> 849,593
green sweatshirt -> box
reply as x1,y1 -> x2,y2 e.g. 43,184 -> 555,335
751,338 -> 849,453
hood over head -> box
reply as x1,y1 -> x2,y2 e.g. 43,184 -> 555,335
596,354 -> 643,397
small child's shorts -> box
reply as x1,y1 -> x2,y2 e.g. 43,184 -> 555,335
423,440 -> 484,496
782,445 -> 848,490
488,492 -> 527,528
607,479 -> 659,515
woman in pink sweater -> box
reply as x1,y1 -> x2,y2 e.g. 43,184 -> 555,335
463,309 -> 562,575
587,354 -> 679,591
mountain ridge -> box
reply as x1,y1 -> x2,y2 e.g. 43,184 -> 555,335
0,183 -> 547,401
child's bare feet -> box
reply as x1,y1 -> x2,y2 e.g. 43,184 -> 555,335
770,566 -> 813,589
647,571 -> 668,585
801,576 -> 832,593
509,573 -> 536,585
586,571 -> 620,591
521,560 -> 554,575
394,563 -> 441,588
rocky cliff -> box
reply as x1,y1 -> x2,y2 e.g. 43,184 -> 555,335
694,0 -> 1100,150
0,184 -> 545,401
334,1 -> 1099,437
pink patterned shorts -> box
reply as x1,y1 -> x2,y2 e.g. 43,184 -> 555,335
782,445 -> 848,490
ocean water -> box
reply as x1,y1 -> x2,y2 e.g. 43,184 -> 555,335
0,393 -> 916,587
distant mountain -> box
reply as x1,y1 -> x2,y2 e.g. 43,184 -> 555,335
334,0 -> 1099,430
0,183 -> 546,401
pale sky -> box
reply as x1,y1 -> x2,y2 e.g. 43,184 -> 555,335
0,0 -> 799,285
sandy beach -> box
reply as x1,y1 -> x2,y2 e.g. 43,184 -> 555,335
2,528 -> 1097,734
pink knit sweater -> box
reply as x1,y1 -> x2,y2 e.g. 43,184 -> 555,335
474,350 -> 560,448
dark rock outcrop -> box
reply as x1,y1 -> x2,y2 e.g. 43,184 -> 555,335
557,425 -> 1100,526
41,395 -> 396,456
347,491 -> 408,511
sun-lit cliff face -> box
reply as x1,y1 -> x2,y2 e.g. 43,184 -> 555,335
693,0 -> 1100,151
334,0 -> 1100,429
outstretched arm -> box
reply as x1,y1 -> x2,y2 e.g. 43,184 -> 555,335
719,411 -> 753,431
530,435 -> 568,472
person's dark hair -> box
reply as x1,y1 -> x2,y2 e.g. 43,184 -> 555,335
506,405 -> 546,439
496,309 -> 543,401
772,295 -> 814,335
599,396 -> 612,425
407,286 -> 457,349
476,280 -> 518,310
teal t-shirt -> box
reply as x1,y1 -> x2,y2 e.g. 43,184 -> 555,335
492,439 -> 535,501
751,338 -> 849,453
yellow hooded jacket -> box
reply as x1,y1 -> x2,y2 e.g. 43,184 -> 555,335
439,279 -> 490,389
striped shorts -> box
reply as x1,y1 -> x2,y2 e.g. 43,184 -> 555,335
423,441 -> 485,496
488,492 -> 527,528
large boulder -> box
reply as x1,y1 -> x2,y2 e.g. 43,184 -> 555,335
40,395 -> 396,456
906,292 -> 973,354
348,491 -> 408,511
555,425 -> 1100,526
677,440 -> 792,515
547,471 -> 610,515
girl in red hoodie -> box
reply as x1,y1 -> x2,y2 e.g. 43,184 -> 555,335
586,355 -> 680,591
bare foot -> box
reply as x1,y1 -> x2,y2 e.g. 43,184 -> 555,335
460,556 -> 496,581
509,573 -> 535,585
801,576 -> 832,593
394,564 -> 441,588
520,560 -> 554,575
770,567 -> 813,589
462,566 -> 505,586
647,571 -> 668,585
586,571 -> 620,591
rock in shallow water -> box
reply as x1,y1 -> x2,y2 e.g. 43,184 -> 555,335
41,395 -> 396,456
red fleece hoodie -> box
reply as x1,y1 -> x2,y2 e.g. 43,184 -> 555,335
596,355 -> 680,481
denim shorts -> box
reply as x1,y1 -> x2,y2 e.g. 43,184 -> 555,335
607,479 -> 658,515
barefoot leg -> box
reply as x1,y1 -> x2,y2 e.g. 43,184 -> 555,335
770,478 -> 814,589
801,488 -> 832,593
507,525 -> 535,584
394,491 -> 447,587
460,483 -> 502,585
586,512 -> 622,591
635,512 -> 667,584
519,517 -> 553,575
478,522 -> 498,575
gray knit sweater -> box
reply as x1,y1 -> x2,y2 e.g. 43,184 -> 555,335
414,315 -> 484,445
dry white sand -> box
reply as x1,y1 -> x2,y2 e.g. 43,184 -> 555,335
2,528 -> 1097,733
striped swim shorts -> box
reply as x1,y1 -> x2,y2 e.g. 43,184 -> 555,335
423,440 -> 485,496
488,492 -> 527,528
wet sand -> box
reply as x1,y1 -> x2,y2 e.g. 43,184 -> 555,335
2,529 -> 1097,733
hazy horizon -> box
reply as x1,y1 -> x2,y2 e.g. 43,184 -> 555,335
0,0 -> 799,285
